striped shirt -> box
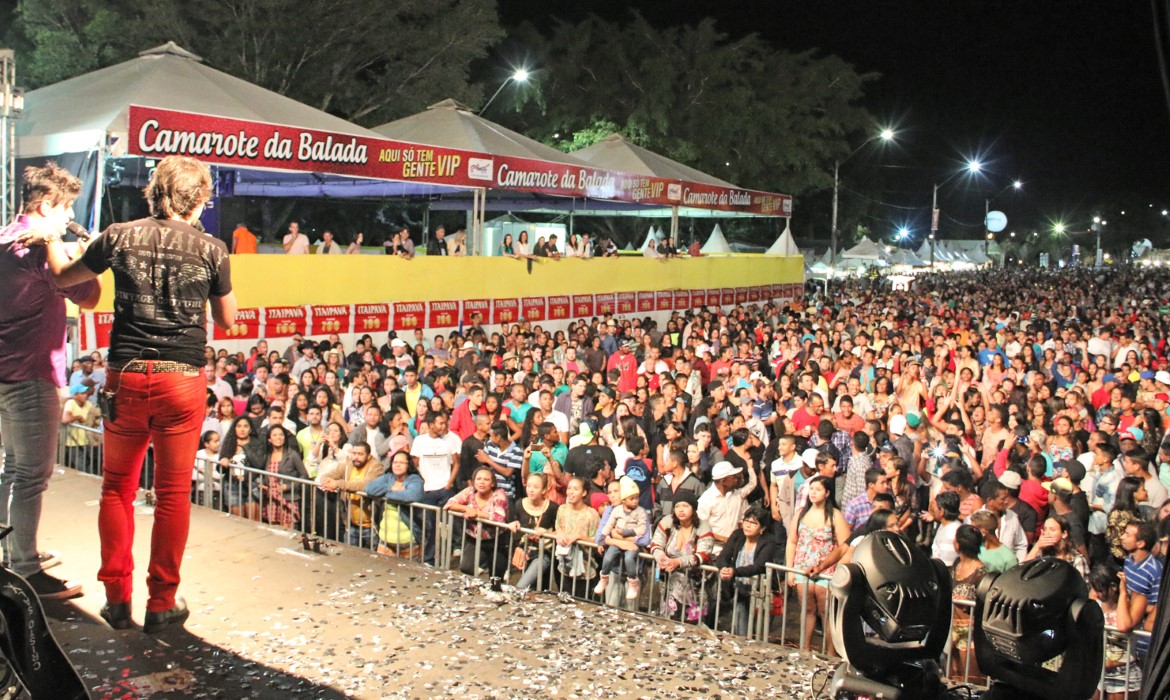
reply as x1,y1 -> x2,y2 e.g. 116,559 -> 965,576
484,441 -> 523,500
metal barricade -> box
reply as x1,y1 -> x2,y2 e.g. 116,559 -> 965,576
57,424 -> 104,476
760,561 -> 833,652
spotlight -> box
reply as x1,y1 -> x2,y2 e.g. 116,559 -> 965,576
827,531 -> 952,700
973,558 -> 1104,700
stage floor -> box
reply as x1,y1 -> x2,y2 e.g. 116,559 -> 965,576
38,468 -> 832,699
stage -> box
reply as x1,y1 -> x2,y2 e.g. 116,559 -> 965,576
38,468 -> 832,699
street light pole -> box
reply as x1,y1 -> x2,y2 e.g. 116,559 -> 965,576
829,160 -> 839,293
479,69 -> 530,116
930,182 -> 939,267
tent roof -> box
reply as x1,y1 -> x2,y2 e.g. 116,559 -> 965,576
17,41 -> 380,157
840,237 -> 888,261
700,224 -> 732,254
371,99 -> 584,165
571,133 -> 735,187
765,222 -> 800,256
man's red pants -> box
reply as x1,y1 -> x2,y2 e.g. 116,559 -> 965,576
98,365 -> 204,613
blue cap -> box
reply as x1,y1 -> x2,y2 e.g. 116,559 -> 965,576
69,383 -> 90,395
1141,371 -> 1155,380
1102,373 -> 1116,383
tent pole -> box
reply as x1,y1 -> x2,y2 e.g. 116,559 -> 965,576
670,206 -> 679,246
91,136 -> 106,231
569,212 -> 574,238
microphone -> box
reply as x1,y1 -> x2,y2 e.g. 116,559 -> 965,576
65,222 -> 91,242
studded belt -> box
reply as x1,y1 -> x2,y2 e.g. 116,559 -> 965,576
110,359 -> 201,374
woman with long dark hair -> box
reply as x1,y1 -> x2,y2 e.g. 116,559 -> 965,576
785,475 -> 848,656
1107,476 -> 1147,562
247,425 -> 309,529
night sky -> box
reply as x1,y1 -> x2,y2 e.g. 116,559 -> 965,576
500,0 -> 1170,235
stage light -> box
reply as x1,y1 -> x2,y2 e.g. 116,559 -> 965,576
973,558 -> 1104,700
827,531 -> 952,700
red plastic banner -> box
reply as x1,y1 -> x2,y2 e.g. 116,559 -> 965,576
493,298 -> 519,325
721,289 -> 736,306
462,298 -> 490,326
637,292 -> 656,313
427,300 -> 460,328
266,306 -> 308,337
616,292 -> 636,314
310,304 -> 351,335
521,297 -> 547,323
673,290 -> 690,310
93,311 -> 114,348
213,307 -> 261,340
354,303 -> 390,333
129,106 -> 793,217
656,291 -> 673,311
547,295 -> 571,320
595,294 -> 616,316
747,287 -> 761,303
392,302 -> 425,331
735,288 -> 749,304
571,294 -> 594,318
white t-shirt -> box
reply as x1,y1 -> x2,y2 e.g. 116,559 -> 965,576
932,521 -> 960,566
545,409 -> 569,435
284,232 -> 310,254
411,432 -> 460,491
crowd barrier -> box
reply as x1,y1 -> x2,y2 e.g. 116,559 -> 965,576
52,423 -> 1154,693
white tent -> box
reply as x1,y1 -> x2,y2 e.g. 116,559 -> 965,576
700,224 -> 733,254
820,248 -> 834,266
16,41 -> 408,229
641,226 -> 662,250
890,248 -> 926,267
840,237 -> 888,262
765,220 -> 800,256
623,241 -> 635,251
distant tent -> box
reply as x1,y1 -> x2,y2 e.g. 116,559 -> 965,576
916,240 -> 933,261
891,248 -> 926,267
700,224 -> 732,254
766,220 -> 800,256
623,241 -> 635,251
840,237 -> 888,262
820,248 -> 833,265
641,226 -> 661,250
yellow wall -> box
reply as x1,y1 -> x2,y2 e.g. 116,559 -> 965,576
89,254 -> 804,310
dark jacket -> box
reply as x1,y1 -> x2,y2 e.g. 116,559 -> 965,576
426,237 -> 449,256
714,530 -> 779,579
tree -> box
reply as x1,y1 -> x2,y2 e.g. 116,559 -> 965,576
11,0 -> 504,125
499,12 -> 876,198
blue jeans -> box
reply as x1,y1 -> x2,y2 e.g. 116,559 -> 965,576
420,488 -> 453,565
347,525 -> 377,550
601,545 -> 639,577
0,380 -> 61,576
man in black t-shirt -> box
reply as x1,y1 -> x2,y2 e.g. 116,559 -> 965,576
40,156 -> 237,634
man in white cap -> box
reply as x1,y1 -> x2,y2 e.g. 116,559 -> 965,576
388,337 -> 413,371
697,460 -> 757,556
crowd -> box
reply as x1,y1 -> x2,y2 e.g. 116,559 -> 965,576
232,220 -> 698,259
60,263 -> 1170,687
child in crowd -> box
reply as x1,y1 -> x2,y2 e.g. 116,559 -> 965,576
194,430 -> 222,506
621,434 -> 654,511
595,476 -> 649,600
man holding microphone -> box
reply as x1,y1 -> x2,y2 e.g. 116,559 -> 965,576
29,155 -> 237,633
0,163 -> 101,599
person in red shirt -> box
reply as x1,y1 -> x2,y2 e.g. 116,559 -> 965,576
708,346 -> 733,380
607,341 -> 639,393
449,384 -> 485,440
1018,454 -> 1050,520
789,390 -> 820,438
832,395 -> 865,435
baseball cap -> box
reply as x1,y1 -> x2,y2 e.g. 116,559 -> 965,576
1043,477 -> 1074,494
801,448 -> 821,469
1141,371 -> 1156,380
1102,373 -> 1117,384
1155,393 -> 1170,403
1156,371 -> 1170,386
711,461 -> 743,481
905,413 -> 922,429
1058,459 -> 1086,485
69,383 -> 91,396
889,414 -> 907,436
998,471 -> 1022,490
390,338 -> 407,348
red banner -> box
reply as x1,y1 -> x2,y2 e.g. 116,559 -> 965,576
616,292 -> 636,315
427,300 -> 460,328
717,289 -> 732,306
673,290 -> 690,310
93,311 -> 114,348
266,306 -> 308,337
747,287 -> 761,303
392,302 -> 425,331
493,298 -> 519,325
462,298 -> 490,326
595,293 -> 616,316
656,291 -> 673,311
572,294 -> 594,318
735,288 -> 748,304
129,106 -> 792,217
213,307 -> 261,340
637,292 -> 655,313
521,296 -> 547,323
310,304 -> 351,335
547,295 -> 570,320
355,303 -> 390,333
